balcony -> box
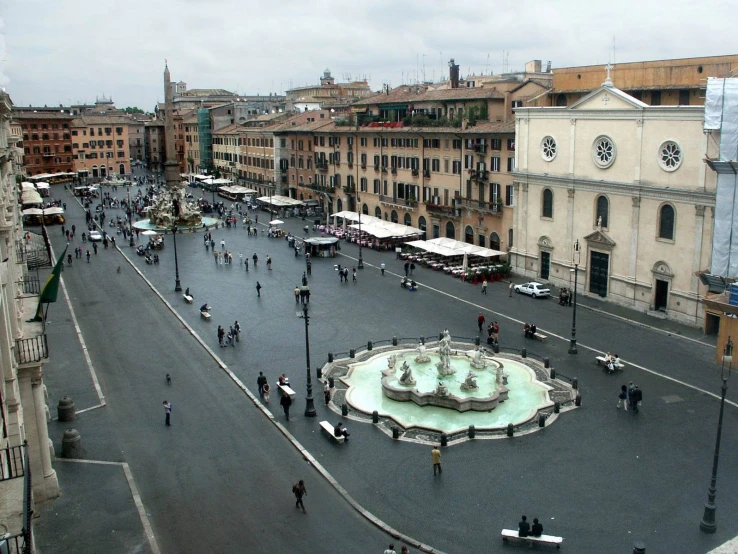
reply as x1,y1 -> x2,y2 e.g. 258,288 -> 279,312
456,196 -> 503,216
373,164 -> 380,172
0,442 -> 32,554
469,169 -> 489,181
361,163 -> 367,169
473,144 -> 487,155
379,195 -> 418,208
316,161 -> 328,172
304,182 -> 336,194
15,276 -> 41,297
391,167 -> 397,175
280,167 -> 288,174
423,170 -> 431,179
381,166 -> 388,174
424,202 -> 459,218
15,335 -> 48,365
344,184 -> 357,193
412,169 -> 419,177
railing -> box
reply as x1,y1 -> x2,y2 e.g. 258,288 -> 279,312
391,167 -> 397,174
379,195 -> 417,208
14,335 -> 48,365
423,170 -> 431,179
473,144 -> 487,154
469,169 -> 489,181
0,443 -> 25,482
456,197 -> 503,215
15,276 -> 41,296
0,441 -> 32,554
344,185 -> 356,193
316,162 -> 328,171
412,169 -> 419,177
425,203 -> 459,217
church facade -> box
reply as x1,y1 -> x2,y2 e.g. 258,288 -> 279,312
511,73 -> 716,326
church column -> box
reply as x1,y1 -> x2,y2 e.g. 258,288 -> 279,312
567,189 -> 575,259
568,119 -> 576,175
692,205 -> 706,294
634,120 -> 643,184
630,197 -> 641,299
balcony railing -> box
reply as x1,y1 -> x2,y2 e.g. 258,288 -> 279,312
469,169 -> 489,181
0,441 -> 32,554
378,194 -> 417,207
316,161 -> 328,171
15,276 -> 41,296
456,197 -> 503,215
424,203 -> 459,217
0,444 -> 26,482
14,335 -> 48,365
411,169 -> 419,177
473,144 -> 487,154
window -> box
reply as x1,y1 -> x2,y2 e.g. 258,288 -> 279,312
505,184 -> 514,206
658,204 -> 675,240
491,139 -> 501,150
452,160 -> 461,174
658,141 -> 682,172
432,159 -> 440,172
491,157 -> 500,172
650,91 -> 661,106
507,139 -> 515,151
592,136 -> 616,168
507,157 -> 515,172
404,213 -> 412,226
541,136 -> 557,161
595,195 -> 609,228
360,137 -> 367,147
542,189 -> 553,218
679,90 -> 690,105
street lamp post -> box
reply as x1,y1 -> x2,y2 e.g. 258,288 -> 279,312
700,337 -> 733,533
568,239 -> 581,355
127,185 -> 135,247
172,223 -> 182,292
302,301 -> 316,417
357,201 -> 364,269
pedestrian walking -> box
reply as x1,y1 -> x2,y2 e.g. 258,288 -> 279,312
256,281 -> 262,297
217,325 -> 225,347
352,267 -> 357,283
163,400 -> 172,426
492,321 -> 500,344
267,256 -> 272,270
617,384 -> 628,410
432,445 -> 442,475
292,480 -> 307,513
410,262 -> 415,275
509,282 -> 513,297
384,545 -> 397,554
221,239 -> 225,250
86,250 -> 91,263
481,279 -> 488,295
239,252 -> 243,265
263,383 -> 270,402
404,262 -> 409,277
280,391 -> 292,420
323,381 -> 331,405
631,385 -> 642,413
294,286 -> 300,303
252,253 -> 258,267
477,312 -> 486,332
234,320 -> 241,341
257,372 -> 267,397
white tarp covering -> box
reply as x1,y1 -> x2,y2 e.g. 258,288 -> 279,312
331,211 -> 362,222
707,78 -> 738,277
425,237 -> 506,258
21,190 -> 43,205
257,195 -> 303,207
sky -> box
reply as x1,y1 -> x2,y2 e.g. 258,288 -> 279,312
1,0 -> 736,111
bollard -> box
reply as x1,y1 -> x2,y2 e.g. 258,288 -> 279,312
62,428 -> 81,458
349,349 -> 355,358
420,336 -> 425,345
468,425 -> 475,439
316,367 -> 322,379
341,403 -> 348,416
367,341 -> 373,350
328,352 -> 334,363
493,343 -> 500,354
392,336 -> 398,346
506,423 -> 514,437
575,393 -> 582,406
543,357 -> 550,368
474,336 -> 480,346
440,433 -> 448,447
538,414 -> 545,428
550,369 -> 556,379
554,401 -> 560,413
328,377 -> 335,389
372,410 -> 379,423
439,332 -> 444,341
57,396 -> 76,422
392,427 -> 400,439
521,348 -> 527,358
572,378 -> 578,390
633,541 -> 646,554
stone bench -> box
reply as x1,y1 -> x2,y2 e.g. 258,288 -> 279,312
200,311 -> 211,321
278,384 -> 296,400
501,529 -> 562,549
525,332 -> 546,342
183,294 -> 193,304
596,356 -> 625,372
319,420 -> 344,444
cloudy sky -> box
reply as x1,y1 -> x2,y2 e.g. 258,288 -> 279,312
1,0 -> 734,110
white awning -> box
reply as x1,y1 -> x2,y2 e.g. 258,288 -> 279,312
21,190 -> 43,205
257,195 -> 303,207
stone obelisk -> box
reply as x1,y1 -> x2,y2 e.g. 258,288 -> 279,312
163,62 -> 180,193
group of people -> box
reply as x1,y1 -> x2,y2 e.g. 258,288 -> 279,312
603,352 -> 621,374
523,323 -> 538,338
617,381 -> 643,413
517,515 -> 544,538
400,276 -> 417,291
558,287 -> 573,306
216,321 -> 241,347
487,321 -> 500,344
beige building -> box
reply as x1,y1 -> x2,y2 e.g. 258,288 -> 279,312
0,91 -> 60,549
238,125 -> 277,196
212,124 -> 241,181
183,112 -> 200,173
127,118 -> 146,163
71,114 -> 132,178
512,74 -> 715,325
286,69 -> 373,112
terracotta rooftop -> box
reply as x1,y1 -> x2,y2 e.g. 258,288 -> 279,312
72,114 -> 131,126
12,111 -> 73,120
311,120 -> 515,135
354,86 -> 505,106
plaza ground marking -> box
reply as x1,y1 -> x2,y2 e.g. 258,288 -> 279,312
339,254 -> 738,409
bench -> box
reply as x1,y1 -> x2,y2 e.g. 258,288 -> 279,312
525,332 -> 547,342
319,420 -> 345,443
278,384 -> 296,400
200,311 -> 211,321
501,529 -> 562,549
596,356 -> 625,372
183,294 -> 193,304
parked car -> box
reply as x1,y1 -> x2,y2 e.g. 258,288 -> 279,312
89,230 -> 103,242
514,282 -> 551,298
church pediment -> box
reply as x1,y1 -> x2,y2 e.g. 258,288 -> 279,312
569,86 -> 648,111
584,229 -> 616,251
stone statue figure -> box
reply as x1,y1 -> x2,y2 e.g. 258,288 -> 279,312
470,348 -> 487,369
415,342 -> 431,363
387,354 -> 397,370
436,329 -> 456,376
496,366 -> 507,386
398,361 -> 416,386
435,381 -> 449,397
597,215 -> 602,230
460,370 -> 478,391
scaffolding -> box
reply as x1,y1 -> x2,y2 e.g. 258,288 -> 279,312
197,109 -> 212,172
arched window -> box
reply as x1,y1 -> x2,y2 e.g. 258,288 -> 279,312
490,232 -> 501,250
336,198 -> 343,212
404,213 -> 412,226
362,203 -> 369,215
418,216 -> 427,233
374,206 -> 381,218
555,94 -> 567,107
658,204 -> 675,240
391,210 -> 398,223
542,188 -> 553,218
464,225 -> 474,244
478,234 -> 486,247
119,163 -> 125,175
446,221 -> 456,239
508,229 -> 514,248
595,195 -> 609,228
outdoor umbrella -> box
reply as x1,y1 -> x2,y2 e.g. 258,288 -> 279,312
269,219 -> 284,225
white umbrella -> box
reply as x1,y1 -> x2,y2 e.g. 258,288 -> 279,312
462,252 -> 468,272
142,230 -> 159,236
269,219 -> 284,225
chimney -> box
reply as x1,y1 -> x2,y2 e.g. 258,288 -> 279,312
449,59 -> 460,89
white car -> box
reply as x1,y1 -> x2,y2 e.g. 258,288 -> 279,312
89,230 -> 103,242
514,282 -> 551,298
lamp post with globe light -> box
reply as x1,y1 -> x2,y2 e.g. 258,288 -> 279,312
568,240 -> 581,355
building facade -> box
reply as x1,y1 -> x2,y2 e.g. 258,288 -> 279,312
71,114 -> 132,178
286,69 -> 373,112
127,118 -> 146,163
512,76 -> 715,326
238,126 -> 277,196
183,112 -> 200,173
144,121 -> 165,173
14,112 -> 74,176
212,124 -> 240,181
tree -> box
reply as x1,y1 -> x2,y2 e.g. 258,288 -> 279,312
123,107 -> 145,115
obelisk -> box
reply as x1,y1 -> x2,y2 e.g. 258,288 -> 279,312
163,62 -> 180,193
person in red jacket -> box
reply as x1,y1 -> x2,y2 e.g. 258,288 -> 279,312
477,312 -> 486,332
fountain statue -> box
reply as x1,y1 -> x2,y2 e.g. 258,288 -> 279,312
398,361 -> 416,386
436,329 -> 456,376
435,381 -> 449,397
470,348 -> 487,370
496,366 -> 508,386
460,370 -> 478,391
415,342 -> 431,363
387,354 -> 398,370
